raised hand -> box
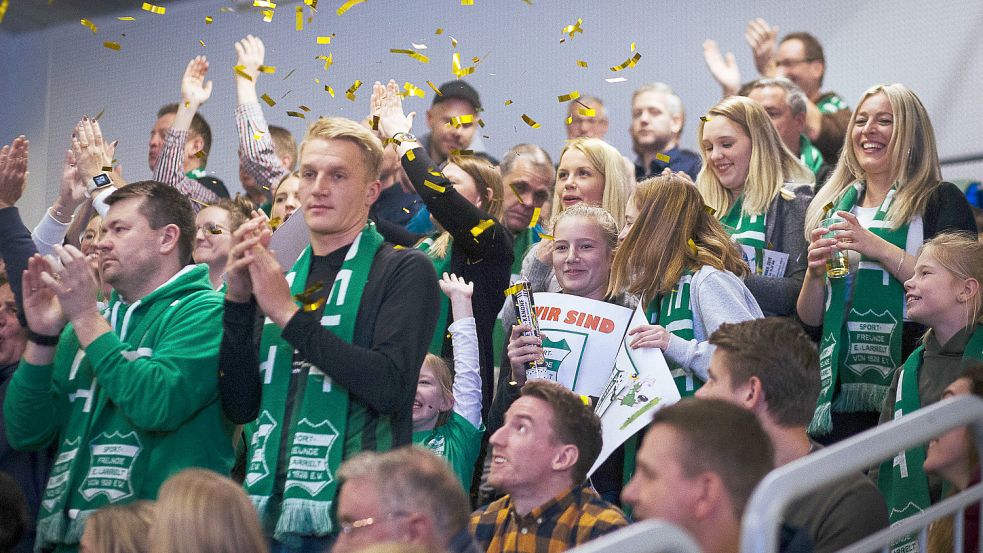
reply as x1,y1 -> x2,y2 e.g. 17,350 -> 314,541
745,18 -> 779,77
224,214 -> 271,303
438,272 -> 473,302
234,34 -> 265,83
247,244 -> 296,328
702,40 -> 742,97
22,254 -> 67,336
372,80 -> 415,140
42,245 -> 100,322
71,117 -> 117,184
182,56 -> 213,107
0,135 -> 29,209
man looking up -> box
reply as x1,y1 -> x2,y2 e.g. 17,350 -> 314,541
218,116 -> 439,551
630,83 -> 701,180
471,380 -> 627,553
695,318 -> 888,552
4,181 -> 234,551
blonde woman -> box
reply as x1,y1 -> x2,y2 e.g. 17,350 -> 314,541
80,501 -> 154,553
609,173 -> 762,397
149,469 -> 266,553
797,84 -> 977,443
697,96 -> 815,316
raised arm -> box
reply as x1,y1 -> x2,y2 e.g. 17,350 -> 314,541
702,40 -> 742,98
440,273 -> 482,427
745,18 -> 779,78
0,135 -> 37,324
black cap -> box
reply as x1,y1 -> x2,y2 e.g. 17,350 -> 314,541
433,80 -> 481,111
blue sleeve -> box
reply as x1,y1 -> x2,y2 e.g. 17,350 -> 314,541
0,207 -> 40,327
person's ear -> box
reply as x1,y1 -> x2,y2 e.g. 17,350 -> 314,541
186,134 -> 205,159
692,472 -> 723,521
959,278 -> 980,304
670,114 -> 684,136
159,223 -> 181,256
551,444 -> 580,474
440,392 -> 455,413
403,512 -> 435,547
365,179 -> 382,207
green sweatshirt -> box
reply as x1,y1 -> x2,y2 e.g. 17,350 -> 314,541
3,264 -> 235,550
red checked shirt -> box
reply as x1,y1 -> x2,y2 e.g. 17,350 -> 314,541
153,128 -> 219,212
235,102 -> 290,192
469,485 -> 628,553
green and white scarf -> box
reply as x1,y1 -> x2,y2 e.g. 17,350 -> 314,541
811,182 -> 908,436
721,195 -> 768,275
644,270 -> 701,397
877,327 -> 983,551
244,223 -> 384,540
417,234 -> 454,355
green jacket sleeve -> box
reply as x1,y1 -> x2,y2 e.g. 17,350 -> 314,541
3,360 -> 67,451
84,294 -> 224,432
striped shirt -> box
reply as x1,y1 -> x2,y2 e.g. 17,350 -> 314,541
470,485 -> 627,553
236,102 -> 289,193
153,128 -> 219,212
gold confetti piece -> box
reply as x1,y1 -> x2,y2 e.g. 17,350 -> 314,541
233,65 -> 253,81
655,152 -> 670,163
194,150 -> 207,159
504,283 -> 525,296
411,42 -> 427,50
538,232 -> 554,241
317,36 -> 332,44
0,0 -> 9,24
605,77 -> 627,83
262,9 -> 274,22
424,180 -> 446,193
261,93 -> 276,107
478,119 -> 485,128
687,238 -> 698,255
451,37 -> 458,47
509,183 -> 526,205
268,217 -> 284,230
205,16 -> 213,24
528,207 -> 541,228
435,28 -> 444,35
199,39 -> 206,47
565,116 -> 572,125
557,90 -> 580,102
315,54 -> 334,71
610,52 -> 642,72
470,219 -> 494,237
344,79 -> 362,101
142,2 -> 166,14
426,80 -> 442,96
561,18 -> 583,38
93,107 -> 106,121
80,19 -> 98,33
630,41 -> 636,52
461,0 -> 474,4
451,52 -> 475,78
390,48 -> 430,64
336,0 -> 365,16
450,149 -> 475,156
700,116 -> 711,122
504,99 -> 513,106
576,60 -> 588,68
704,205 -> 717,216
253,131 -> 265,140
295,281 -> 325,311
402,208 -> 410,214
259,65 -> 276,74
577,107 -> 596,117
208,227 -> 223,235
428,168 -> 443,177
450,114 -> 474,128
521,114 -> 541,129
370,115 -> 380,130
117,16 -> 135,21
314,77 -> 321,84
287,111 -> 305,118
295,6 -> 303,30
305,0 -> 318,6
299,105 -> 311,112
253,0 -> 276,7
100,166 -> 113,172
405,150 -> 415,161
402,82 -> 425,98
323,85 -> 335,97
103,41 -> 121,51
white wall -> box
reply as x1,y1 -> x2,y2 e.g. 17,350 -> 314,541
2,0 -> 981,226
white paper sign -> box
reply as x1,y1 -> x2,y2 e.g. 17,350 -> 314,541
532,293 -> 633,396
740,245 -> 789,278
588,304 -> 681,477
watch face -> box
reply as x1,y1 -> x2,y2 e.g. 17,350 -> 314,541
93,174 -> 112,186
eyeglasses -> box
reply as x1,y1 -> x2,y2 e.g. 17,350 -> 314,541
338,512 -> 411,535
195,222 -> 227,236
775,58 -> 816,69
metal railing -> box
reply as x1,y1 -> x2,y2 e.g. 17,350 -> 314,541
741,395 -> 983,553
566,519 -> 702,553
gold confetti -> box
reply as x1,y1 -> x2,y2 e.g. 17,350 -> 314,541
262,8 -> 275,22
253,0 -> 276,7
299,105 -> 311,112
561,18 -> 583,38
193,150 -> 207,159
205,16 -> 213,24
700,116 -> 711,122
610,52 -> 642,72
336,0 -> 365,16
259,65 -> 276,74
424,180 -> 446,193
450,149 -> 474,156
233,65 -> 253,81
528,207 -> 541,228
199,39 -> 206,47
451,52 -> 475,78
655,153 -> 670,163
324,85 -> 335,97
521,114 -> 541,129
305,0 -> 319,6
576,60 -> 588,68
344,79 -> 362,101
141,2 -> 166,15
0,0 -> 9,24
405,150 -> 416,161
538,232 -> 554,241
450,114 -> 474,128
103,41 -> 121,51
557,90 -> 580,102
477,119 -> 486,128
630,41 -> 636,52
470,219 -> 494,237
317,36 -> 332,44
261,93 -> 276,107
287,111 -> 305,118
370,115 -> 379,130
253,131 -> 265,140
687,239 -> 698,255
93,107 -> 106,121
101,166 -> 113,172
295,281 -> 325,312
605,77 -> 627,83
704,205 -> 717,216
504,99 -> 513,106
577,107 -> 596,117
509,183 -> 525,205
117,16 -> 135,21
451,37 -> 458,47
315,54 -> 334,71
402,82 -> 425,98
565,116 -> 572,125
295,6 -> 303,30
268,217 -> 283,230
461,0 -> 474,4
80,19 -> 97,33
426,80 -> 442,96
435,28 -> 444,35
390,48 -> 430,64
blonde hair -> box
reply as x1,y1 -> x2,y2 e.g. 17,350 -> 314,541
425,154 -> 505,259
553,138 -> 631,227
84,501 -> 155,553
552,203 -> 620,254
421,353 -> 454,427
696,96 -> 814,218
301,116 -> 384,184
805,84 -> 942,237
149,469 -> 267,553
920,232 -> 983,332
609,174 -> 748,301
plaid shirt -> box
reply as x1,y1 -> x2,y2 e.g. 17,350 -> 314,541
469,485 -> 627,553
235,102 -> 290,193
153,128 -> 219,212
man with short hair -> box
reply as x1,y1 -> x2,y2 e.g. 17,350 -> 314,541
471,380 -> 627,553
499,144 -> 554,270
152,56 -> 226,208
696,318 -> 888,552
334,447 -> 479,553
219,116 -> 439,551
4,180 -> 234,551
424,80 -> 490,166
566,95 -> 609,140
622,399 -> 774,553
630,83 -> 701,180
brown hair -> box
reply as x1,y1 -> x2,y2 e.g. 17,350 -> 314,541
521,380 -> 602,484
609,174 -> 748,301
552,203 -> 620,254
301,116 -> 384,184
268,125 -> 297,170
209,196 -> 256,233
709,318 -> 820,427
148,469 -> 267,553
780,32 -> 826,85
157,103 -> 212,166
425,154 -> 505,259
104,180 -> 196,264
84,500 -> 155,553
421,353 -> 454,427
650,398 -> 774,518
920,232 -> 983,333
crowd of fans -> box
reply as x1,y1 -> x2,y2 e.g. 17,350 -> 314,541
1,16 -> 982,553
